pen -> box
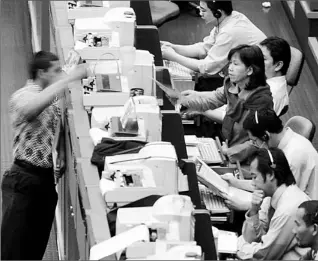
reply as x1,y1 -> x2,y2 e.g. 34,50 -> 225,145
236,160 -> 244,180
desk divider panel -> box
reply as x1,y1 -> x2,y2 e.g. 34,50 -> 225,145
50,3 -> 115,259
65,82 -> 114,259
50,2 -> 217,260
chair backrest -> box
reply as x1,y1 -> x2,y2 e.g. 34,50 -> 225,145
130,1 -> 153,25
286,46 -> 304,87
149,0 -> 180,27
284,116 -> 316,142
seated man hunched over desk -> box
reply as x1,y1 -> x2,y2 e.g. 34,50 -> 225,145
237,148 -> 310,260
222,108 -> 318,209
160,1 -> 266,76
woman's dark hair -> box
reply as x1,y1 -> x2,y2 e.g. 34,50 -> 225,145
29,51 -> 59,80
206,1 -> 233,16
228,44 -> 267,90
249,148 -> 296,187
260,36 -> 291,76
243,108 -> 284,139
298,200 -> 318,227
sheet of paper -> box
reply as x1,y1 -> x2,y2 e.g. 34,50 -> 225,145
218,230 -> 238,254
184,135 -> 199,146
150,77 -> 181,102
89,225 -> 149,260
228,186 -> 253,207
186,146 -> 200,159
89,128 -> 111,145
196,158 -> 230,196
63,49 -> 81,71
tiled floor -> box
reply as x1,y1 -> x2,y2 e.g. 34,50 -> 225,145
43,226 -> 59,260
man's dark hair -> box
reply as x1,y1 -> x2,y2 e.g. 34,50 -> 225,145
228,44 -> 267,90
260,36 -> 291,75
243,108 -> 283,138
29,51 -> 59,80
249,148 -> 296,187
206,1 -> 233,16
298,200 -> 318,227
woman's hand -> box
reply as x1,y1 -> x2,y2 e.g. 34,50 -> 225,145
181,90 -> 197,97
161,46 -> 177,61
160,40 -> 174,49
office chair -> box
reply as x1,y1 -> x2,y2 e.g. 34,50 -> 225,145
149,0 -> 180,27
285,116 -> 316,142
286,46 -> 305,96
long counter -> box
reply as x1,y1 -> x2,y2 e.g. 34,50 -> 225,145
48,2 -> 114,259
47,1 -> 217,260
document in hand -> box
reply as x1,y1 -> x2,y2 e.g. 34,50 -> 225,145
62,49 -> 82,74
151,78 -> 181,105
195,158 -> 252,205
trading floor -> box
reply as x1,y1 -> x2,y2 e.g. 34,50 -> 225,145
1,0 -> 318,259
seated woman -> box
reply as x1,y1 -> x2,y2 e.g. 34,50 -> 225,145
180,44 -> 273,162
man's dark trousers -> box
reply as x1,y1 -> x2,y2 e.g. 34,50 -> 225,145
1,160 -> 58,260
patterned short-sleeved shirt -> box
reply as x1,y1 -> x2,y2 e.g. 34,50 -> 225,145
9,80 -> 61,168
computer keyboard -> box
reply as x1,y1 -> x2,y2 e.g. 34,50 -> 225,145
198,184 -> 230,214
163,60 -> 194,80
197,137 -> 223,164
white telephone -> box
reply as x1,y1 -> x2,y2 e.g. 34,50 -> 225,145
139,142 -> 178,160
133,95 -> 158,105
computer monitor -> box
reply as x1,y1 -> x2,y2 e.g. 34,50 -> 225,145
135,25 -> 163,67
161,111 -> 188,161
130,0 -> 153,25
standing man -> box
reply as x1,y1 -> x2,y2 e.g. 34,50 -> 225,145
1,51 -> 88,260
293,200 -> 318,260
